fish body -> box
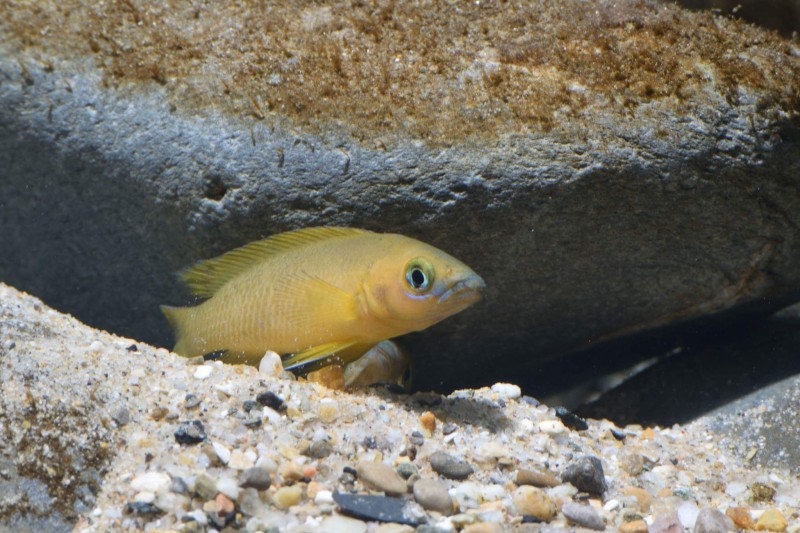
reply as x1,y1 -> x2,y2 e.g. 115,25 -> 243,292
162,227 -> 484,370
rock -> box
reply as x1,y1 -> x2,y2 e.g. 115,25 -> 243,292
123,501 -> 163,516
397,463 -> 419,480
356,461 -> 408,496
419,411 -> 436,435
516,468 -> 560,488
562,501 -> 605,530
694,508 -> 736,533
255,391 -> 287,412
112,407 -> 130,427
174,420 -> 207,445
651,512 -> 683,533
306,439 -> 333,459
622,487 -> 653,513
620,520 -> 649,533
555,407 -> 589,431
332,492 -> 424,526
239,467 -> 272,491
756,509 -> 787,532
272,485 -> 303,509
3,0 -> 800,397
130,472 -> 171,494
194,474 -> 218,500
511,486 -> 556,521
726,507 -> 756,529
562,456 -> 608,495
318,514 -> 368,533
429,451 -> 474,480
413,479 -> 453,515
258,350 -> 283,377
751,482 -> 777,502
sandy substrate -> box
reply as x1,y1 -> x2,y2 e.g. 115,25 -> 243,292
1,282 -> 798,532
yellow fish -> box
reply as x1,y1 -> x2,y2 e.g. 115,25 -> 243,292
162,227 -> 485,372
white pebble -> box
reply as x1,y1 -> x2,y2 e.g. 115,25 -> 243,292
318,514 -> 368,533
212,441 -> 231,464
479,484 -> 507,501
677,501 -> 700,529
259,350 -> 283,376
538,419 -> 568,434
725,480 -> 747,497
130,472 -> 171,493
186,510 -> 208,526
491,382 -> 521,400
214,383 -> 237,396
315,490 -> 334,505
194,365 -> 213,380
133,491 -> 155,503
603,499 -> 620,512
88,340 -> 104,353
216,476 -> 240,500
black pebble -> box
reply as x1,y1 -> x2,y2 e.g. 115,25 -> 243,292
243,417 -> 262,428
522,515 -> 544,523
410,431 -> 425,446
126,344 -> 139,352
555,406 -> 589,431
332,491 -> 425,526
242,399 -> 259,412
343,466 -> 358,476
256,391 -> 287,412
611,428 -> 626,441
124,501 -> 163,516
174,420 -> 207,445
561,456 -> 608,495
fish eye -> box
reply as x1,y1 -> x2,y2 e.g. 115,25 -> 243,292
405,258 -> 434,293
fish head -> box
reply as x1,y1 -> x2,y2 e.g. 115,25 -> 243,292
362,236 -> 486,334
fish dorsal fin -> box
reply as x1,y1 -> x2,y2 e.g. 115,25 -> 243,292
180,227 -> 372,298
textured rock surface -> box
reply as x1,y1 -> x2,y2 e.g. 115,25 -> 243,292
1,0 -> 799,393
1,282 -> 800,531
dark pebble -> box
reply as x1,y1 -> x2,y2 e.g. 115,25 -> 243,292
555,407 -> 589,431
750,482 -> 776,502
184,393 -> 201,409
410,431 -> 425,446
174,420 -> 207,445
522,515 -> 544,523
363,436 -> 378,449
124,501 -> 163,516
521,396 -> 540,406
429,451 -> 474,480
126,344 -> 139,352
332,491 -> 424,526
611,428 -> 626,441
338,472 -> 356,487
306,439 -> 332,458
562,456 -> 607,495
343,466 -> 358,476
442,423 -> 458,435
243,417 -> 262,429
242,400 -> 259,412
256,391 -> 286,412
397,462 -> 418,480
239,467 -> 272,491
112,407 -> 130,427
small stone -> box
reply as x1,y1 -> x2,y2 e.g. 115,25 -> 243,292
694,508 -> 735,533
238,466 -> 272,491
419,411 -> 436,435
650,512 -> 682,533
243,417 -> 262,428
306,438 -> 333,459
622,487 -> 653,513
442,423 -> 458,435
318,399 -> 339,423
756,509 -> 787,532
88,340 -> 104,353
256,390 -> 287,412
131,472 -> 171,494
216,476 -> 240,500
555,406 -> 589,430
237,488 -> 262,517
272,485 -> 303,509
307,364 -> 346,390
413,478 -> 453,515
610,428 -> 626,441
315,489 -> 335,505
184,393 -> 201,409
112,407 -> 130,426
410,431 -> 425,446
258,350 -> 283,376
356,461 -> 408,496
124,501 -> 163,516
751,482 -> 777,503
171,477 -> 189,495
538,420 -> 568,434
215,493 -> 235,515
397,463 -> 418,480
678,501 -> 700,530
620,519 -> 649,533
229,449 -> 256,470
212,441 -> 231,464
491,382 -> 522,400
174,420 -> 206,445
516,468 -> 559,488
318,514 -> 369,533
512,486 -> 556,521
562,456 -> 607,495
726,507 -> 756,530
194,474 -> 218,500
126,343 -> 139,351
619,452 -> 645,476
562,501 -> 605,531
429,451 -> 474,480
193,365 -> 213,379
332,492 -> 424,526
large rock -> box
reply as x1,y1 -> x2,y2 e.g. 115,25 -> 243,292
1,0 -> 799,392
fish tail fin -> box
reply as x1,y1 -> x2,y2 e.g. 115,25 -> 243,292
161,305 -> 193,356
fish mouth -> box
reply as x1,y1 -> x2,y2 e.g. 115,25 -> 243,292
438,273 -> 486,306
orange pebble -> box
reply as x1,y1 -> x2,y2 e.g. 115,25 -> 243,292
726,507 -> 756,530
215,493 -> 235,515
302,464 -> 317,479
420,411 -> 436,435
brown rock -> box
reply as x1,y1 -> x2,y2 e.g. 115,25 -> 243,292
622,486 -> 653,513
516,468 -> 559,488
727,507 -> 756,530
356,461 -> 408,496
512,486 -> 556,521
755,509 -> 787,532
620,520 -> 649,533
419,411 -> 436,436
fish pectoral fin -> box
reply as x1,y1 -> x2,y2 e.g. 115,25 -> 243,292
282,341 -> 358,372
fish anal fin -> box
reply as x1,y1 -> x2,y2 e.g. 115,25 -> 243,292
180,227 -> 371,298
282,341 -> 358,372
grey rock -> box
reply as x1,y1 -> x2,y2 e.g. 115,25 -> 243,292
238,467 -> 272,491
305,439 -> 333,459
413,479 -> 453,515
561,502 -> 605,530
651,512 -> 683,533
356,461 -> 408,496
561,456 -> 607,495
429,451 -> 474,480
111,406 -> 130,427
193,474 -> 218,500
694,508 -> 736,533
397,463 -> 419,480
1,1 -> 799,396
173,420 -> 206,445
332,491 -> 424,526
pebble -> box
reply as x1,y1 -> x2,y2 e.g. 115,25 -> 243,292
239,467 -> 272,491
622,486 -> 653,513
194,474 -> 218,500
174,420 -> 206,445
193,365 -> 213,380
130,472 -> 170,494
184,393 -> 201,409
620,519 -> 649,533
215,492 -> 235,514
562,501 -> 605,530
216,476 -> 240,500
112,407 -> 130,427
562,455 -> 608,495
212,441 -> 231,464
694,508 -> 736,533
538,419 -> 568,435
258,350 -> 283,376
726,507 -> 756,529
272,485 -> 303,509
491,382 -> 521,400
511,486 -> 556,521
237,488 -> 262,517
319,514 -> 369,533
756,509 -> 787,532
677,501 -> 700,529
256,390 -> 287,412
332,492 -> 424,526
315,489 -> 335,505
555,406 -> 589,431
650,512 -> 683,533
229,449 -> 255,470
397,462 -> 418,480
375,524 -> 415,533
751,482 -> 777,502
413,478 -> 453,515
429,451 -> 474,480
124,501 -> 162,516
442,423 -> 458,435
419,411 -> 436,435
318,399 -> 339,423
306,438 -> 333,459
516,467 -> 560,488
356,461 -> 408,495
